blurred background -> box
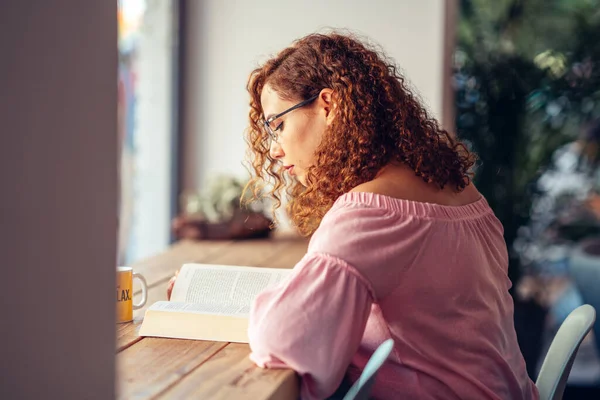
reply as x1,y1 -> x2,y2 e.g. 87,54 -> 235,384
117,0 -> 600,397
453,1 -> 600,397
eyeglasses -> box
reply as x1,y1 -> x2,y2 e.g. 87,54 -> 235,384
263,94 -> 319,143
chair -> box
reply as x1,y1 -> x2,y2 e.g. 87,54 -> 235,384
342,339 -> 394,400
535,304 -> 596,400
569,240 -> 600,356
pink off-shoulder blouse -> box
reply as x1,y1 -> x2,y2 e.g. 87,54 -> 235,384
248,192 -> 539,400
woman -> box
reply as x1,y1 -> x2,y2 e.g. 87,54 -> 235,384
169,32 -> 538,400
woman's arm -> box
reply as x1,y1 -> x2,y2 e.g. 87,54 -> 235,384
248,252 -> 374,400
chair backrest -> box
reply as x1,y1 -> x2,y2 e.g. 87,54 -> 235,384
569,243 -> 600,355
535,304 -> 596,400
343,339 -> 394,400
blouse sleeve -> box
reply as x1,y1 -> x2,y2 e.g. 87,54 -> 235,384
247,252 -> 375,400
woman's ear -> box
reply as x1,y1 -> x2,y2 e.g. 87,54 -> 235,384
318,88 -> 336,125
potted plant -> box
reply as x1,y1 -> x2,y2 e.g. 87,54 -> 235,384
172,175 -> 273,240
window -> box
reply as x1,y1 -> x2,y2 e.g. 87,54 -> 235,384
117,0 -> 179,264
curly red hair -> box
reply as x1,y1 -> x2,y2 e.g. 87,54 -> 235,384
244,32 -> 476,236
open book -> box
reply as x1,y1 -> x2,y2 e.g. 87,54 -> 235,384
138,263 -> 291,343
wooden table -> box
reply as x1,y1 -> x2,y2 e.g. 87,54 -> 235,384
116,236 -> 309,400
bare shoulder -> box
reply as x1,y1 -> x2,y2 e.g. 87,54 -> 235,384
350,165 -> 481,207
350,179 -> 390,194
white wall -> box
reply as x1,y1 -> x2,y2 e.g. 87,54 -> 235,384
0,1 -> 116,398
183,0 -> 447,192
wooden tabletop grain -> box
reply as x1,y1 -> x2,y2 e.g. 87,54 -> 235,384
116,236 -> 308,400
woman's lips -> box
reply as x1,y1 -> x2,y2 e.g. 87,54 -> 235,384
284,165 -> 295,175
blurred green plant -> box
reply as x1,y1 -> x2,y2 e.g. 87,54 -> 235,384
180,175 -> 266,223
454,0 -> 600,284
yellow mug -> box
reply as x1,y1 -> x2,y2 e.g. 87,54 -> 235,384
116,266 -> 147,323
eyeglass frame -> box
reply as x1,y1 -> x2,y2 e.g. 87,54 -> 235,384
263,93 -> 320,143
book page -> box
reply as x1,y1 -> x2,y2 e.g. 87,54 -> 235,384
148,300 -> 250,316
170,264 -> 291,314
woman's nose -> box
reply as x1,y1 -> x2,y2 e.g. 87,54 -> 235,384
269,140 -> 284,159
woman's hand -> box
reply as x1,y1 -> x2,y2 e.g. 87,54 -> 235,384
166,270 -> 179,300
